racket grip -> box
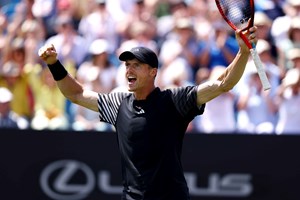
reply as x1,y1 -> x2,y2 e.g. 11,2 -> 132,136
250,49 -> 271,91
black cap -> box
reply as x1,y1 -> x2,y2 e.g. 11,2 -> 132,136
119,47 -> 158,68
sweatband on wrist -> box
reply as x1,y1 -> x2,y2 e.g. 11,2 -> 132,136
47,60 -> 68,81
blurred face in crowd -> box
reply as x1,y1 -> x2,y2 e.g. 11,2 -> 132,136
286,3 -> 300,17
291,78 -> 300,94
12,48 -> 25,63
290,28 -> 300,43
293,57 -> 300,69
93,52 -> 108,66
259,50 -> 272,62
256,24 -> 271,40
293,5 -> 300,16
0,102 -> 10,116
4,75 -> 19,87
176,26 -> 194,44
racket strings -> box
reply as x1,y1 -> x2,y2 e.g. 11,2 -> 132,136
217,0 -> 252,30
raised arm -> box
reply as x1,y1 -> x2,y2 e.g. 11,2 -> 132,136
196,26 -> 257,105
38,44 -> 99,112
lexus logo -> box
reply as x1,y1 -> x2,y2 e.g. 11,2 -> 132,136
40,160 -> 96,200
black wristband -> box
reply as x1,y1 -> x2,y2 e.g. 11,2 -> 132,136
47,60 -> 68,81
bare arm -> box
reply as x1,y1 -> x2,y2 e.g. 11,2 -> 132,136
38,44 -> 99,112
56,74 -> 99,112
197,27 -> 257,105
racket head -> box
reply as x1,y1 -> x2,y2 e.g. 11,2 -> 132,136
215,0 -> 255,32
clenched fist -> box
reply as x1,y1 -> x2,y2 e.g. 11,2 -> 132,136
38,44 -> 58,65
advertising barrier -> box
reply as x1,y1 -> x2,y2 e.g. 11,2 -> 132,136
0,129 -> 299,200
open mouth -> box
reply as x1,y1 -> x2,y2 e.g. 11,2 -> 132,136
128,77 -> 137,85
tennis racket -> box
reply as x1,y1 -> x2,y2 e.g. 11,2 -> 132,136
215,0 -> 271,91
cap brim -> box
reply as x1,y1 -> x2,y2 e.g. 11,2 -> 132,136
119,51 -> 136,61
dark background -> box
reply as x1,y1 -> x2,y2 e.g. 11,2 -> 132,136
0,129 -> 299,200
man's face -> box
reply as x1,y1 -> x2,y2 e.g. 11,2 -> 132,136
125,58 -> 156,92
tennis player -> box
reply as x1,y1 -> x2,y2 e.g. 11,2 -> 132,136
39,27 -> 257,200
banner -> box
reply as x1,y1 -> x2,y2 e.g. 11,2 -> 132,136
0,129 -> 299,200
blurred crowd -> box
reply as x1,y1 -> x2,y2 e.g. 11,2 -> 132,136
0,0 -> 300,134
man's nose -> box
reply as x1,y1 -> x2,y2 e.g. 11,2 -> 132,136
126,65 -> 134,72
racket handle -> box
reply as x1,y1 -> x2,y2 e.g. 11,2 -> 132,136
250,49 -> 271,91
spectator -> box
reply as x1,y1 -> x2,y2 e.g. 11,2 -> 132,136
78,0 -> 119,53
236,67 -> 277,134
255,0 -> 285,20
254,12 -> 278,61
29,66 -> 69,130
278,17 -> 300,71
1,1 -> 45,68
192,0 -> 213,44
271,0 -> 300,53
160,58 -> 192,89
287,48 -> 300,70
156,0 -> 191,46
0,87 -> 28,129
77,38 -> 117,92
0,11 -> 8,62
120,20 -> 158,58
31,0 -> 57,38
21,19 -> 45,65
197,20 -> 239,70
158,17 -> 196,87
45,13 -> 88,68
287,17 -> 300,51
117,0 -> 157,43
3,37 -> 26,69
0,61 -> 34,120
275,68 -> 300,134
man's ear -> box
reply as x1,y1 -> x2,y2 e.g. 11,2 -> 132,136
150,68 -> 158,77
